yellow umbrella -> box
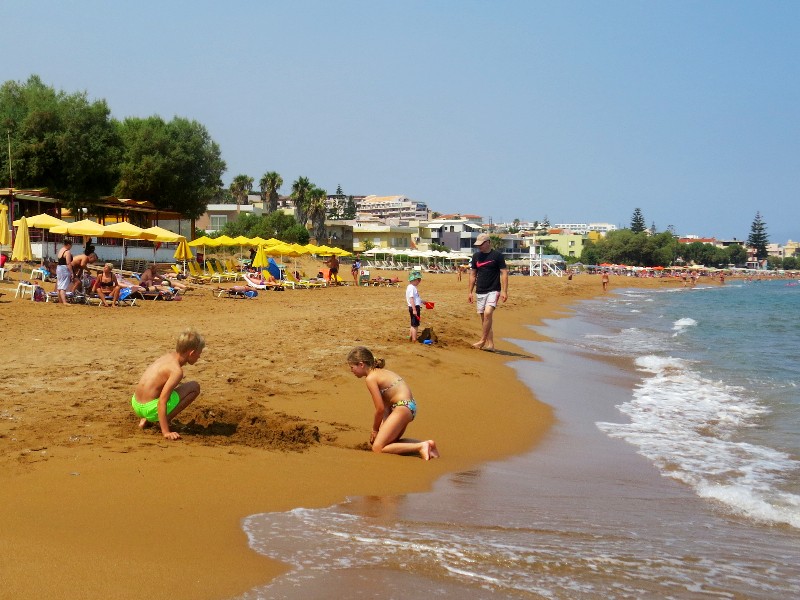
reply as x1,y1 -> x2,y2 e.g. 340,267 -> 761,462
207,234 -> 236,247
49,219 -> 107,237
104,221 -> 157,240
250,236 -> 268,245
0,204 -> 9,246
12,213 -> 69,261
173,238 -> 194,261
251,244 -> 269,270
173,238 -> 194,274
188,235 -> 214,247
142,225 -> 183,243
11,216 -> 33,261
104,221 -> 158,264
13,213 -> 67,230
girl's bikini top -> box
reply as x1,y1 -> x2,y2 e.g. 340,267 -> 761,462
379,377 -> 404,396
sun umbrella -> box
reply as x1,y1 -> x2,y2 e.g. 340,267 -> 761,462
251,245 -> 270,270
207,235 -> 236,247
11,216 -> 33,261
0,204 -> 9,247
142,225 -> 183,242
103,222 -> 158,263
188,235 -> 214,247
49,219 -> 107,237
173,238 -> 194,275
141,226 -> 184,264
13,213 -> 67,230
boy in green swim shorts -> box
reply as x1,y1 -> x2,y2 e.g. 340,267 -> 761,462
131,328 -> 205,440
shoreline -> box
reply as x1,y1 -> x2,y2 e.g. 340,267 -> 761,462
0,271 -> 673,599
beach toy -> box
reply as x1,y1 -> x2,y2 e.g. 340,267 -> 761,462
423,339 -> 433,345
424,301 -> 435,309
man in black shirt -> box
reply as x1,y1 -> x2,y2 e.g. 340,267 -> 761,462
468,233 -> 508,351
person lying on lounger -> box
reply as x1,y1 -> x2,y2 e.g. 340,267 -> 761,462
139,264 -> 186,293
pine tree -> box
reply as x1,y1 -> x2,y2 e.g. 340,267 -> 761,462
630,208 -> 646,233
747,212 -> 769,260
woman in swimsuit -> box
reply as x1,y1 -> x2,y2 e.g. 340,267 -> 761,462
92,263 -> 122,307
55,240 -> 74,305
347,346 -> 439,460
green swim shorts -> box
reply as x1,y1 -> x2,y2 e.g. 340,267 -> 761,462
131,390 -> 181,423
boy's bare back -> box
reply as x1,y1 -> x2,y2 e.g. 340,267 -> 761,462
134,352 -> 184,402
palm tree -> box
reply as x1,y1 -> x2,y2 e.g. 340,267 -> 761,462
230,174 -> 253,213
291,176 -> 312,227
260,171 -> 283,214
307,186 -> 328,242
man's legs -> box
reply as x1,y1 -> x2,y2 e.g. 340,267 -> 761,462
472,293 -> 498,350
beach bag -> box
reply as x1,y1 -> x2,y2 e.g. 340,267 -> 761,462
33,286 -> 46,302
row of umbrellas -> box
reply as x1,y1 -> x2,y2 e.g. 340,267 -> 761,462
4,213 -> 188,264
188,235 -> 351,257
2,211 -> 352,269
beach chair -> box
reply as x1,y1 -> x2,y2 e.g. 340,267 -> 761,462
210,258 -> 237,281
212,285 -> 257,299
187,260 -> 213,284
224,258 -> 245,280
87,287 -> 137,307
45,290 -> 87,304
242,272 -> 284,291
205,260 -> 234,283
285,270 -> 325,289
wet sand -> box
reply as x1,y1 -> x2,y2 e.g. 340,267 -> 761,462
0,266 -> 675,599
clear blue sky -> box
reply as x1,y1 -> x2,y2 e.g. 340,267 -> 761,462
4,0 -> 798,242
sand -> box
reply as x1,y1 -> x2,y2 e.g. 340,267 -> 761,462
0,265 -> 679,599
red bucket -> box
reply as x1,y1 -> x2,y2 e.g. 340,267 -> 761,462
424,301 -> 435,310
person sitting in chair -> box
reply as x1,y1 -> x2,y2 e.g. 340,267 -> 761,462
92,263 -> 122,307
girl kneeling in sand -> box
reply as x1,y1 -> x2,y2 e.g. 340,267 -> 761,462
347,346 -> 440,460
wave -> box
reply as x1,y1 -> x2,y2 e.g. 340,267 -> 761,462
597,354 -> 800,528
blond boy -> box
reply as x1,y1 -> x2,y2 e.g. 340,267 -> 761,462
132,328 -> 205,440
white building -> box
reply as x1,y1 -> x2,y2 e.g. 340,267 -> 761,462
357,195 -> 429,220
553,222 -> 617,235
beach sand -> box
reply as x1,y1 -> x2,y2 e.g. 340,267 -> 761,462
0,266 -> 674,599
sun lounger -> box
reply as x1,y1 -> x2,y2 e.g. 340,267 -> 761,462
187,261 -> 213,284
284,271 -> 325,289
86,287 -> 137,307
242,273 -> 284,291
212,286 -> 258,298
45,290 -> 87,304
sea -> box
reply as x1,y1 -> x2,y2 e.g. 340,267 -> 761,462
234,278 -> 800,599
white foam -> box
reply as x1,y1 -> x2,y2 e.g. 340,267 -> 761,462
672,317 -> 697,334
598,355 -> 800,529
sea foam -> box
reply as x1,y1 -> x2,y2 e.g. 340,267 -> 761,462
597,354 -> 800,528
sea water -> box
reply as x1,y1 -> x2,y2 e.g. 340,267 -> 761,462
235,279 -> 800,599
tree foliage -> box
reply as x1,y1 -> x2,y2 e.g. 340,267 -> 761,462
259,171 -> 283,213
218,211 -> 308,244
307,185 -> 328,242
115,115 -> 225,219
229,173 -> 253,211
291,176 -> 312,227
0,75 -> 121,210
630,207 -> 646,233
747,212 -> 769,259
580,230 -> 748,267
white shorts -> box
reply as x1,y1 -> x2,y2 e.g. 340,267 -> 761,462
476,291 -> 500,314
56,265 -> 72,291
